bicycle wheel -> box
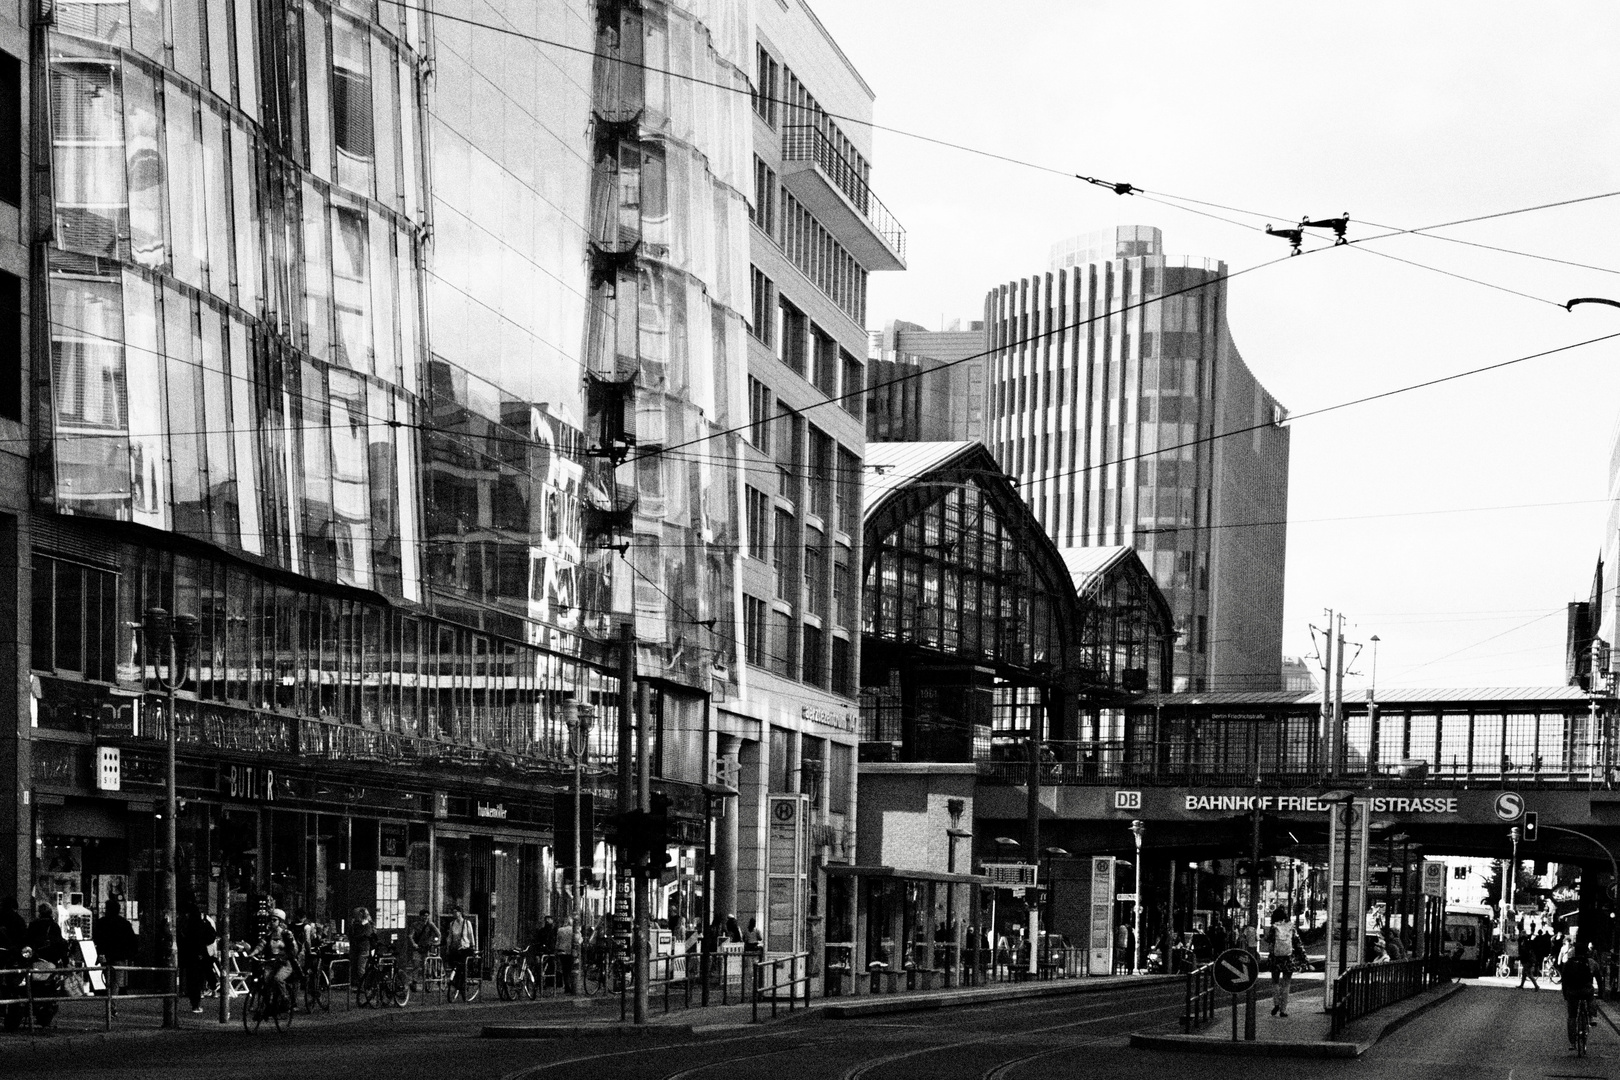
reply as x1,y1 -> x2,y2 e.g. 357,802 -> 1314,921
581,960 -> 602,996
275,984 -> 294,1032
243,984 -> 263,1033
496,961 -> 516,1001
521,963 -> 538,1001
1577,1000 -> 1590,1056
1548,961 -> 1562,985
308,967 -> 331,1012
390,970 -> 411,1007
464,963 -> 482,1003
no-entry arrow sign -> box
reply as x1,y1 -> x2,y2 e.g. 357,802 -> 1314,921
1212,948 -> 1260,995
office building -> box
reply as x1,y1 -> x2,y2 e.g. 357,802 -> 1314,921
731,0 -> 904,961
984,226 -> 1290,692
865,319 -> 987,443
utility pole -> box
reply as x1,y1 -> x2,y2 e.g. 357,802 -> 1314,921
635,679 -> 651,1025
618,624 -> 635,814
1333,615 -> 1347,775
1319,611 -> 1336,777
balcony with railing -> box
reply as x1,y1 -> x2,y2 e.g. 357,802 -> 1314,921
779,124 -> 906,271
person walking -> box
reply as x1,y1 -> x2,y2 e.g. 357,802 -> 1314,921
1263,907 -> 1300,1017
177,901 -> 215,1013
348,906 -> 377,996
1519,929 -> 1542,990
445,904 -> 477,998
93,899 -> 137,1014
555,918 -> 577,994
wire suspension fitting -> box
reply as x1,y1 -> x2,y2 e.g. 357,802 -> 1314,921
1078,175 -> 1139,196
1268,213 -> 1351,255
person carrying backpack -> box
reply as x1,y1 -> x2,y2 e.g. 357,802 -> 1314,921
1263,907 -> 1300,1017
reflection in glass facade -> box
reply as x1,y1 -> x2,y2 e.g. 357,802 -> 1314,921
44,0 -> 423,601
583,0 -> 749,690
34,0 -> 633,772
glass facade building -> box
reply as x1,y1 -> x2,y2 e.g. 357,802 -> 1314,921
18,0 -> 661,957
984,226 -> 1290,693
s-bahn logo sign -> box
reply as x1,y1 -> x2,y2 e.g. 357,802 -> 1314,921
1495,792 -> 1525,821
1183,794 -> 1460,814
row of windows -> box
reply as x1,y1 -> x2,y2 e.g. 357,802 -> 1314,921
740,591 -> 855,697
747,268 -> 864,417
752,44 -> 872,194
30,543 -> 620,764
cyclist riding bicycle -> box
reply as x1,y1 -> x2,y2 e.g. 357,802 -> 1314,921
249,909 -> 303,1007
1560,940 -> 1599,1050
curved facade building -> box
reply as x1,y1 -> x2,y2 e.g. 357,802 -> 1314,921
984,226 -> 1290,692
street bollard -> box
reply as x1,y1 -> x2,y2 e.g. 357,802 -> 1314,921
1245,983 -> 1256,1040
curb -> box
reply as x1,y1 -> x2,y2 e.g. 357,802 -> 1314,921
483,1023 -> 695,1039
1128,981 -> 1465,1059
823,975 -> 1179,1020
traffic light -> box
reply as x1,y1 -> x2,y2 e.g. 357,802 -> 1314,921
1522,812 -> 1539,842
646,792 -> 674,876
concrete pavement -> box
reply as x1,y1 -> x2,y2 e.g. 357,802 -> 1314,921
1129,973 -> 1467,1057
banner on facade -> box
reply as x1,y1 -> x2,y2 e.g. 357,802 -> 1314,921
1089,856 -> 1115,976
1324,798 -> 1370,1008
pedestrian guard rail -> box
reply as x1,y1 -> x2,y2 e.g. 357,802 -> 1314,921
617,950 -> 747,1021
0,963 -> 180,1033
1182,960 -> 1217,1032
753,952 -> 810,1023
1328,956 -> 1447,1038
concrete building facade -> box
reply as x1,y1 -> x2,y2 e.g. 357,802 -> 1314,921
983,226 -> 1290,692
865,319 -> 987,444
723,0 -> 905,963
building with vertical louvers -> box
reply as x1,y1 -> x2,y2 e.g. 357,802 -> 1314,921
983,226 -> 1289,692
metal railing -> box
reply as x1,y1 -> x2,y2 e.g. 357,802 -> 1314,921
1182,960 -> 1217,1032
779,125 -> 906,261
752,952 -> 810,1023
0,963 -> 180,1034
617,950 -> 746,1020
1328,956 -> 1445,1038
974,738 -> 1615,790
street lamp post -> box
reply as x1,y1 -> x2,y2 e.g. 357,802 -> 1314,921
144,607 -> 197,1030
1129,820 -> 1145,974
1041,847 -> 1070,967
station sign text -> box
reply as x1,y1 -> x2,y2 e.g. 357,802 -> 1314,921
1182,794 -> 1459,814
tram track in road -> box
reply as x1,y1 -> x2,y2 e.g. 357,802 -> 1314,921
838,986 -> 1186,1080
495,983 -> 1180,1080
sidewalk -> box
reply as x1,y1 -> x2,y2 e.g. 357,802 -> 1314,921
1128,976 -> 1467,1058
1,984 -> 613,1049
481,972 -> 1181,1038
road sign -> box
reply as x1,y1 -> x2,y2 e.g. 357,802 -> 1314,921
1421,859 -> 1447,898
1212,948 -> 1260,995
1494,792 -> 1524,822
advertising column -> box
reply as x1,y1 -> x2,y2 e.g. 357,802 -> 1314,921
1324,798 -> 1370,1009
1088,856 -> 1115,976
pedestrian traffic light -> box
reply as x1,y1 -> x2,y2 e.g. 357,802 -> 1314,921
1522,811 -> 1539,842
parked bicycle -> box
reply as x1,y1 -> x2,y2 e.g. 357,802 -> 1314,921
241,958 -> 296,1034
355,946 -> 410,1008
446,952 -> 482,1003
496,946 -> 539,1001
303,945 -> 339,1013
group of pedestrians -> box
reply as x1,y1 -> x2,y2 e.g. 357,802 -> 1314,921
1508,923 -> 1558,990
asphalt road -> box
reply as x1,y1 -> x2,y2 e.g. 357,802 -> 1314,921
3,980 -> 1613,1079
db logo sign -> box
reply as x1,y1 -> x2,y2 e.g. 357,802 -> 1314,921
1494,792 -> 1524,821
1114,791 -> 1142,811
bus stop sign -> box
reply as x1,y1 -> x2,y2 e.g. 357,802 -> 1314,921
1212,948 -> 1260,995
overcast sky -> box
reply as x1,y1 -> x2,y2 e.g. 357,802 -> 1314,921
810,0 -> 1620,691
